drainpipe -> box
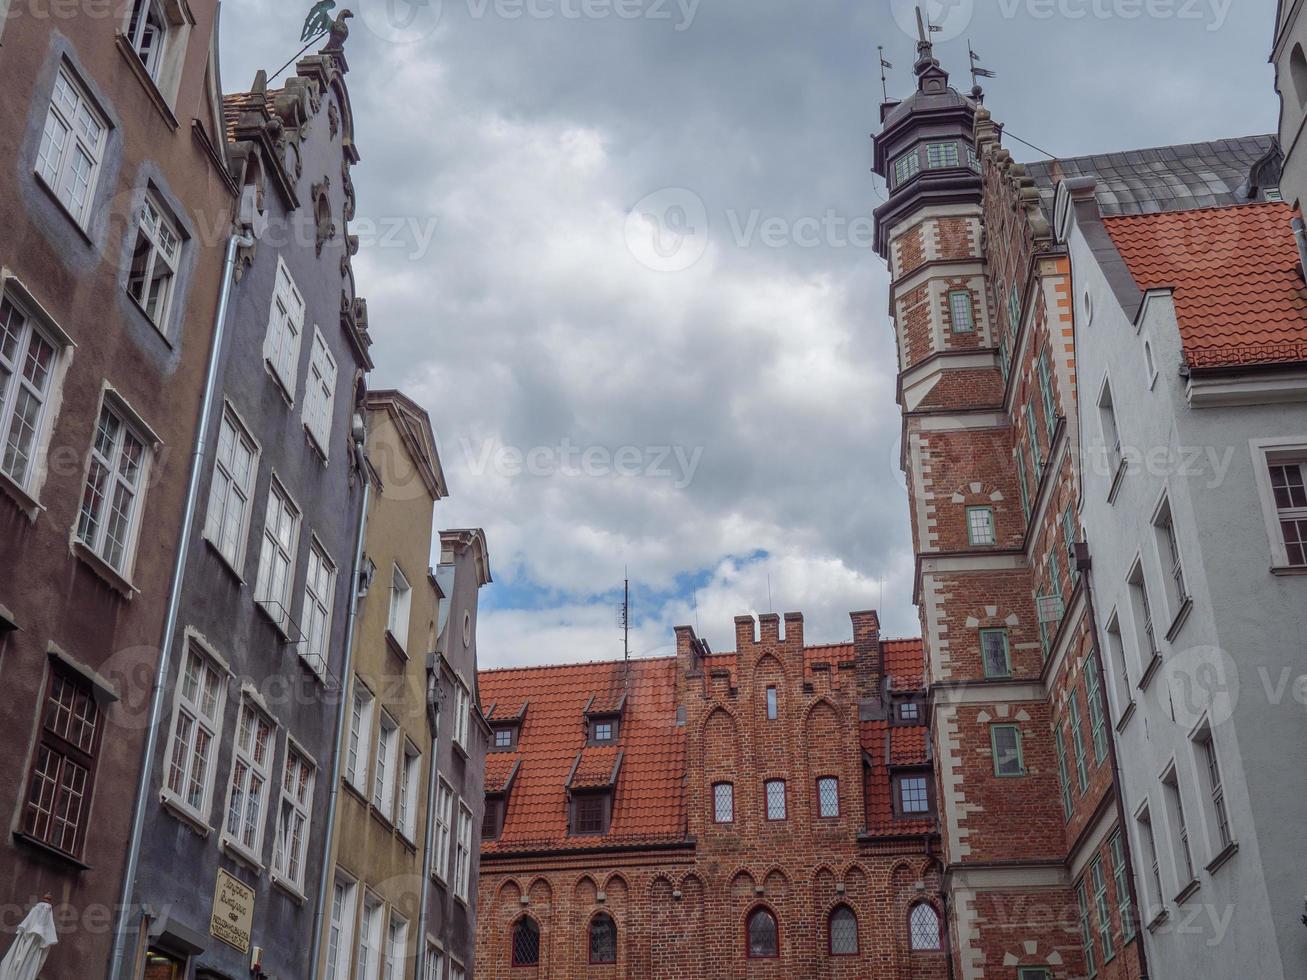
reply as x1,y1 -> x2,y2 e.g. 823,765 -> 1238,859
308,437 -> 372,980
108,230 -> 255,980
1077,545 -> 1151,980
414,692 -> 442,979
1293,217 -> 1307,281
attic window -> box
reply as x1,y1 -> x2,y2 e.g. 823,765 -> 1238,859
491,726 -> 517,752
588,716 -> 619,745
482,798 -> 502,840
570,792 -> 610,836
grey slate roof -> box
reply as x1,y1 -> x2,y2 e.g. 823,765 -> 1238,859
1024,135 -> 1278,216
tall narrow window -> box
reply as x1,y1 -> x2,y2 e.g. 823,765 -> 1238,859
433,780 -> 453,881
223,701 -> 274,857
0,296 -> 60,493
764,780 -> 787,820
967,506 -> 996,546
979,628 -> 1010,678
1016,452 -> 1031,522
36,67 -> 108,226
204,407 -> 258,569
589,912 -> 617,965
373,713 -> 398,818
1137,806 -> 1164,920
1076,879 -> 1097,977
76,403 -> 151,576
358,896 -> 383,980
908,902 -> 941,950
303,327 -> 338,456
345,681 -> 373,791
1055,726 -> 1073,818
21,665 -> 102,858
272,746 -> 315,891
326,874 -> 357,980
454,681 -> 471,749
454,802 -> 473,900
254,479 -> 300,634
511,917 -> 540,966
128,193 -> 181,331
1152,498 -> 1188,620
126,0 -> 171,80
1104,614 -> 1132,720
387,565 -> 412,649
991,725 -> 1023,777
1068,694 -> 1090,792
1026,401 -> 1044,481
1097,379 -> 1123,479
817,776 -> 839,818
1085,659 -> 1108,764
1090,855 -> 1113,962
828,905 -> 858,955
1268,459 -> 1307,565
1036,592 -> 1065,661
301,539 -> 335,676
765,685 -> 778,720
746,907 -> 778,958
1129,564 -> 1159,666
713,782 -> 734,823
384,911 -> 408,980
1194,728 -> 1232,852
1062,505 -> 1079,583
1161,767 -> 1195,888
164,644 -> 227,820
423,943 -> 443,980
1037,348 -> 1057,438
398,743 -> 420,840
1110,832 -> 1137,941
948,289 -> 974,333
263,259 -> 305,396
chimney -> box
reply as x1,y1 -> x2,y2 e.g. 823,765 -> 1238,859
850,610 -> 883,702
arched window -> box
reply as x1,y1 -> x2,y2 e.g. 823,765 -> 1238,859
1293,43 -> 1307,104
512,916 -> 540,966
909,901 -> 941,951
588,912 -> 617,964
746,907 -> 779,959
828,905 -> 859,956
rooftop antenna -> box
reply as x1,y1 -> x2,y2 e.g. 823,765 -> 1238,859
617,570 -> 631,684
968,41 -> 996,100
766,572 -> 774,614
877,45 -> 893,102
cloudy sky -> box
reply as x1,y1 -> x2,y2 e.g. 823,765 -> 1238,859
221,0 -> 1278,668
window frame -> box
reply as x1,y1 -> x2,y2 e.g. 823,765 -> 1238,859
36,64 -> 109,228
1151,494 -> 1189,626
966,505 -> 996,546
1110,831 -> 1137,942
827,904 -> 859,956
745,906 -> 779,960
300,535 -> 336,678
387,564 -> 412,651
271,741 -> 315,893
948,289 -> 974,334
1076,877 -> 1097,977
764,685 -> 778,720
1160,764 -> 1196,893
511,915 -> 540,967
1192,724 -> 1233,857
203,404 -> 259,573
263,256 -> 305,399
1090,854 -> 1114,963
0,292 -> 65,497
253,476 -> 301,636
924,141 -> 960,169
892,148 -> 922,186
75,397 -> 153,578
432,778 -> 454,882
398,740 -> 421,841
162,639 -> 229,824
816,775 -> 840,819
220,698 -> 275,862
384,909 -> 408,980
763,779 -> 787,821
570,791 -> 610,836
1135,803 -> 1166,922
990,724 -> 1024,777
358,893 -> 384,980
125,0 -> 172,81
908,901 -> 941,951
1055,725 -> 1074,820
454,800 -> 473,901
127,190 -> 183,333
979,627 -> 1011,678
345,679 -> 374,792
588,911 -> 618,965
893,771 -> 933,819
373,711 -> 399,820
302,325 -> 338,458
325,872 -> 358,980
712,781 -> 734,824
1251,439 -> 1307,569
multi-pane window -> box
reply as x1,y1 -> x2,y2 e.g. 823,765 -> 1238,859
1026,402 -> 1044,481
1037,349 -> 1057,438
345,682 -> 373,791
204,407 -> 257,569
592,720 -> 613,743
1019,970 -> 1052,980
433,780 -> 453,881
512,917 -> 540,966
817,776 -> 839,818
398,743 -> 420,840
1162,768 -> 1195,886
494,728 -> 513,750
326,875 -> 357,980
255,479 -> 299,633
126,0 -> 171,80
454,681 -> 470,750
980,628 -> 1010,678
1085,659 -> 1108,764
1153,499 -> 1188,617
909,902 -> 941,950
1008,284 -> 1021,333
1069,694 -> 1090,792
746,907 -> 778,958
1016,452 -> 1031,522
263,259 -> 305,395
1062,505 -> 1079,583
481,798 -> 502,841
589,912 -> 617,964
358,896 -> 383,980
948,290 -> 974,333
898,701 -> 920,722
76,403 -> 150,576
1105,615 -> 1132,719
128,194 -> 181,330
449,963 -> 465,980
1036,592 -> 1065,660
1098,380 -> 1123,477
892,150 -> 921,185
1090,856 -> 1113,962
1137,806 -> 1165,919
387,565 -> 411,648
384,911 -> 408,980
165,644 -> 227,819
303,327 -> 338,456
1269,460 -> 1307,565
828,905 -> 858,955
21,666 -> 101,857
272,745 -> 315,891
0,297 -> 59,493
897,775 -> 930,815
573,793 -> 606,835
454,802 -> 473,900
1110,832 -> 1136,941
301,539 -> 335,676
373,713 -> 398,818
1196,730 -> 1232,851
765,685 -> 778,720
764,779 -> 787,820
423,944 -> 443,980
36,67 -> 108,226
1077,880 -> 1097,977
1129,565 -> 1159,664
991,725 -> 1023,777
713,782 -> 734,823
1055,726 -> 1073,819
967,506 -> 996,546
925,141 -> 959,168
223,701 -> 274,856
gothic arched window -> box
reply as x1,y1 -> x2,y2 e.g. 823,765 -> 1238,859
746,907 -> 779,959
909,901 -> 942,951
512,916 -> 540,966
588,912 -> 617,964
828,905 -> 859,955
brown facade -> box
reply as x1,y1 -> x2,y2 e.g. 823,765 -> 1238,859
0,5 -> 233,976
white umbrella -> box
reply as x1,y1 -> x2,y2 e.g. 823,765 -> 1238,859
0,901 -> 57,980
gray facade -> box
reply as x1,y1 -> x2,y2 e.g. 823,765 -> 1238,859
424,529 -> 491,978
1061,182 -> 1307,979
118,30 -> 374,979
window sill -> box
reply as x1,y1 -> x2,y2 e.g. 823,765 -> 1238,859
1114,700 -> 1137,733
1164,598 -> 1193,643
125,290 -> 175,347
397,830 -> 418,854
33,170 -> 94,244
160,792 -> 212,838
369,805 -> 396,833
1173,878 -> 1201,904
1269,564 -> 1307,576
254,599 -> 294,643
1205,841 -> 1238,874
0,466 -> 44,522
1145,908 -> 1169,933
72,539 -> 138,599
385,629 -> 410,662
1136,652 -> 1163,693
452,740 -> 469,761
304,424 -> 330,465
203,535 -> 246,585
12,831 -> 91,871
219,836 -> 265,876
341,776 -> 370,807
114,34 -> 180,131
270,873 -> 308,906
265,359 -> 296,409
1107,458 -> 1128,505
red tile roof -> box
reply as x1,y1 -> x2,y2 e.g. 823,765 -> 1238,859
221,90 -> 278,143
483,753 -> 520,795
477,657 -> 685,854
1103,202 -> 1307,369
861,720 -> 934,836
883,638 -> 926,691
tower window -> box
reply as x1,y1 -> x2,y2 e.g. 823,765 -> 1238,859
925,142 -> 959,168
712,782 -> 734,823
892,150 -> 922,186
765,686 -> 778,720
991,724 -> 1024,777
817,777 -> 839,818
948,290 -> 974,333
764,780 -> 786,821
909,902 -> 941,950
967,506 -> 996,546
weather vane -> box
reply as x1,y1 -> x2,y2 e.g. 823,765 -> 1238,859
302,0 -> 336,43
969,41 -> 996,96
878,45 -> 893,102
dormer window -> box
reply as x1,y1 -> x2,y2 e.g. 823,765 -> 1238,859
570,792 -> 611,836
898,702 -> 920,723
492,727 -> 516,751
588,715 -> 619,745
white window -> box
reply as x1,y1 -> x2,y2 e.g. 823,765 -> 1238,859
255,478 -> 300,634
126,0 -> 171,80
1097,378 -> 1123,479
271,744 -> 315,891
387,565 -> 412,648
454,801 -> 473,901
967,506 -> 996,546
374,712 -> 399,818
764,779 -> 786,820
450,963 -> 466,980
1128,562 -> 1159,666
398,743 -> 421,840
127,193 -> 181,331
263,258 -> 305,396
1252,445 -> 1307,568
432,779 -> 454,881
454,681 -> 471,750
36,66 -> 108,227
345,681 -> 374,791
358,895 -> 383,980
204,406 -> 257,570
222,700 -> 274,858
164,642 -> 228,821
301,538 -> 336,676
384,910 -> 408,980
1152,496 -> 1188,621
948,289 -> 974,333
1193,726 -> 1233,854
1136,805 -> 1165,921
326,874 -> 357,980
1104,613 -> 1133,720
1161,765 -> 1195,889
76,401 -> 151,576
302,327 -> 338,456
424,943 -> 444,980
0,296 -> 60,493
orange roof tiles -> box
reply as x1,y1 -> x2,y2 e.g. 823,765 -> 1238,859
861,720 -> 934,836
1103,201 -> 1307,369
883,638 -> 927,691
569,746 -> 622,788
483,753 -> 520,795
477,657 -> 685,854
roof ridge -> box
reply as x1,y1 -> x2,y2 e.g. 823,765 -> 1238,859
1029,132 -> 1275,168
479,654 -> 675,675
1102,199 -> 1288,224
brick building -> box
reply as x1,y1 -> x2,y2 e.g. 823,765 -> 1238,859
475,609 -> 949,979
